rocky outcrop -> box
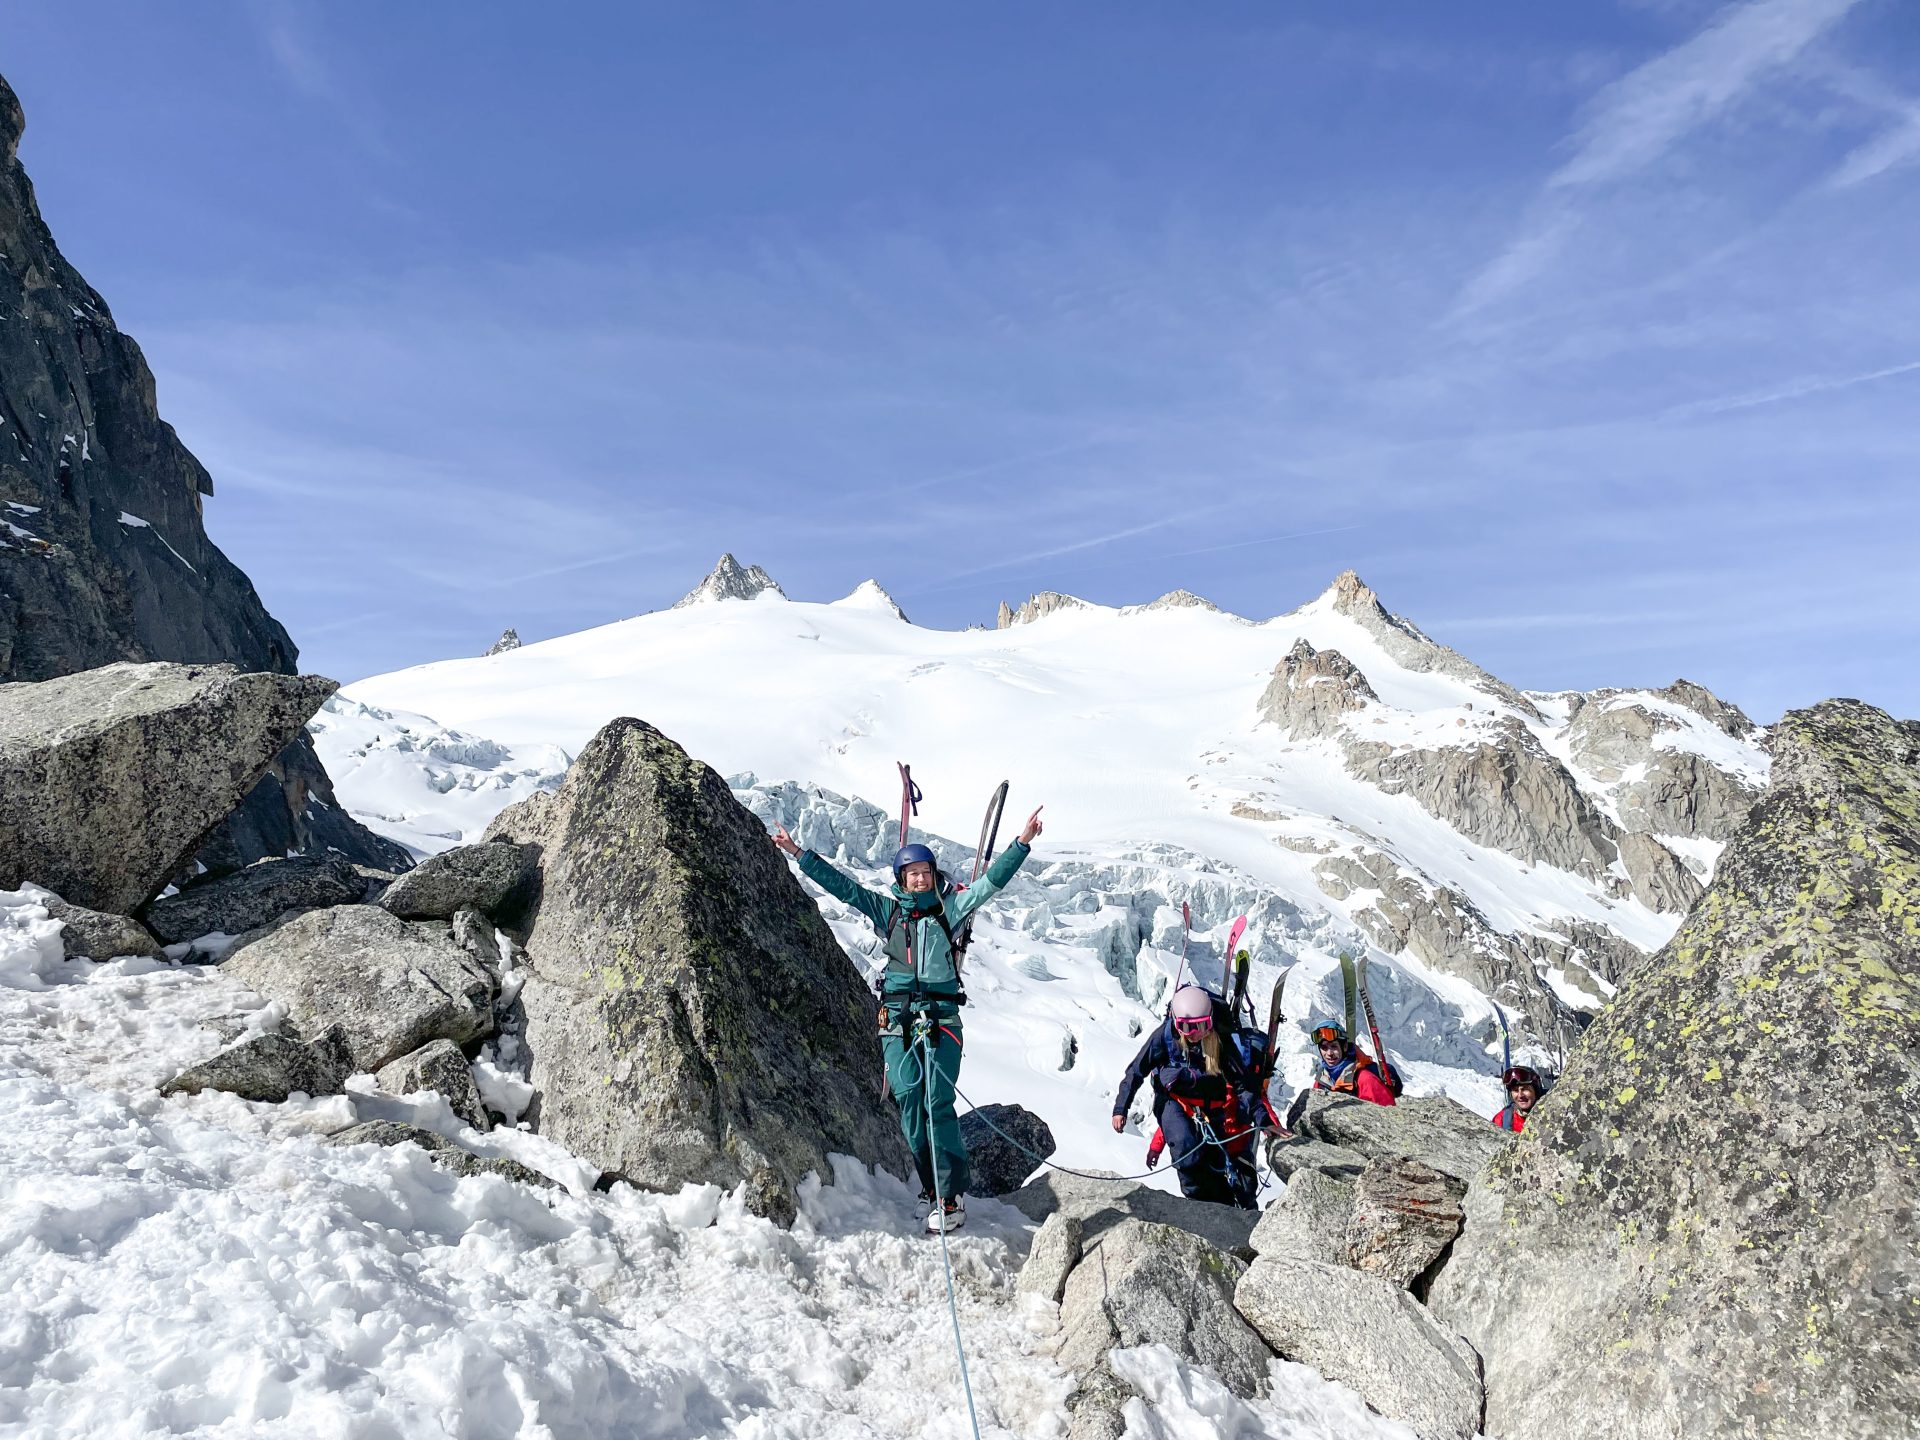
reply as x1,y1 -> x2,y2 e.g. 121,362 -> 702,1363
1615,830 -> 1704,914
140,853 -> 364,945
672,553 -> 785,607
995,591 -> 1090,628
1345,1156 -> 1467,1290
324,1121 -> 554,1188
1006,1169 -> 1259,1257
1285,1092 -> 1503,1187
1256,639 -> 1378,740
222,904 -> 499,1073
490,717 -> 907,1221
957,1102 -> 1053,1196
484,628 -> 521,656
1016,1211 -> 1084,1304
1432,699 -> 1920,1440
1313,846 -> 1590,1030
34,890 -> 160,960
1564,686 -> 1763,841
1058,1219 -> 1273,1439
375,841 -> 537,924
1121,589 -> 1229,617
0,75 -> 406,879
1346,717 -> 1618,879
375,1039 -> 489,1130
1235,1257 -> 1483,1440
160,1025 -> 353,1103
1248,1166 -> 1355,1265
0,662 -> 335,912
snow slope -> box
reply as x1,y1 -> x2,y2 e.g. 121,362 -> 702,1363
1,891 -> 1430,1439
335,570 -> 1764,1047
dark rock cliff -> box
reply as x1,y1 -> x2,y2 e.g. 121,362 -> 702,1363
0,72 -> 407,873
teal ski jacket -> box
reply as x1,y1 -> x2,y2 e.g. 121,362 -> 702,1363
797,841 -> 1032,995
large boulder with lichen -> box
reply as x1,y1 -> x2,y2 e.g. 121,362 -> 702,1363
1431,698 -> 1920,1440
485,716 -> 909,1222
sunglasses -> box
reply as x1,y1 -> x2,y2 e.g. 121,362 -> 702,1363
1172,1017 -> 1213,1035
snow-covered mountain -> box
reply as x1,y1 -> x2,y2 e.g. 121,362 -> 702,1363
321,556 -> 1768,1092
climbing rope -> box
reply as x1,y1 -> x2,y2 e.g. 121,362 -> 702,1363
935,1058 -> 1280,1186
913,1021 -> 984,1440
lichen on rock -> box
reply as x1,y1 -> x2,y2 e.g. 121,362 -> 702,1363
1431,698 -> 1920,1440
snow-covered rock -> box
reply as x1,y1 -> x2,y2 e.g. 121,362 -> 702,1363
307,694 -> 570,858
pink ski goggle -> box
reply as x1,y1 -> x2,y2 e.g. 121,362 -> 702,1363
1172,1016 -> 1212,1036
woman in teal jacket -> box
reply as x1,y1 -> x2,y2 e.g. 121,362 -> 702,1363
772,806 -> 1043,1230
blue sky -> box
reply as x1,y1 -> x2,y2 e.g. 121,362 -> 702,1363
8,0 -> 1919,718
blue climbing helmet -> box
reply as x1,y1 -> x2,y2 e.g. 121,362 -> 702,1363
892,842 -> 937,882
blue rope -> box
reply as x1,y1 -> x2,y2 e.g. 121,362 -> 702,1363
936,1059 -> 1275,1184
915,1022 -> 983,1440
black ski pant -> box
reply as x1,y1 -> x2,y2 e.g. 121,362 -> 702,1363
1157,1100 -> 1241,1207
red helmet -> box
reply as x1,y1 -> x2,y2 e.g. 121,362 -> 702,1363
1503,1065 -> 1542,1090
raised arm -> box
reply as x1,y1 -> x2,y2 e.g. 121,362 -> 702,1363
949,806 -> 1045,925
771,825 -> 894,932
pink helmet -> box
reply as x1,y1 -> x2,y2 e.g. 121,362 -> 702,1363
1170,986 -> 1214,1031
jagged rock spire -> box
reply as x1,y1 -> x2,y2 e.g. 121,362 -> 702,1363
673,554 -> 787,608
484,628 -> 522,656
995,591 -> 1089,628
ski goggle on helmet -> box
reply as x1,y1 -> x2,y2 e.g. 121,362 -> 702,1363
1170,986 -> 1213,1036
1503,1066 -> 1542,1090
1311,1023 -> 1348,1046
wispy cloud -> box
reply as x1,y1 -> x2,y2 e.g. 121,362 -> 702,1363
253,0 -> 392,161
1659,358 -> 1920,418
1171,524 -> 1364,559
1829,103 -> 1920,187
1552,0 -> 1862,188
1457,0 -> 1866,314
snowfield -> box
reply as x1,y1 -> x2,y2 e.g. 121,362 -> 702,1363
1,572 -> 1765,1436
1,888 -> 1429,1439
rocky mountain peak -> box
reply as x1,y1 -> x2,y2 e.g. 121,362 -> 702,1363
1313,570 -> 1539,719
1659,677 -> 1758,738
1324,568 -> 1381,615
484,628 -> 522,657
673,553 -> 787,608
838,579 -> 908,621
1131,589 -> 1225,615
996,591 -> 1091,628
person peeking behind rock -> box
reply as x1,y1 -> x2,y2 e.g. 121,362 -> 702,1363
1307,1021 -> 1397,1107
771,805 -> 1043,1234
1494,1065 -> 1542,1132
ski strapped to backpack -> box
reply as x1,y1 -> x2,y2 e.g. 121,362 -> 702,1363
951,780 -> 1009,968
1222,914 -> 1248,1015
1171,900 -> 1193,992
1352,954 -> 1405,1098
896,761 -> 921,847
1493,1002 -> 1512,1074
1338,950 -> 1359,1042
